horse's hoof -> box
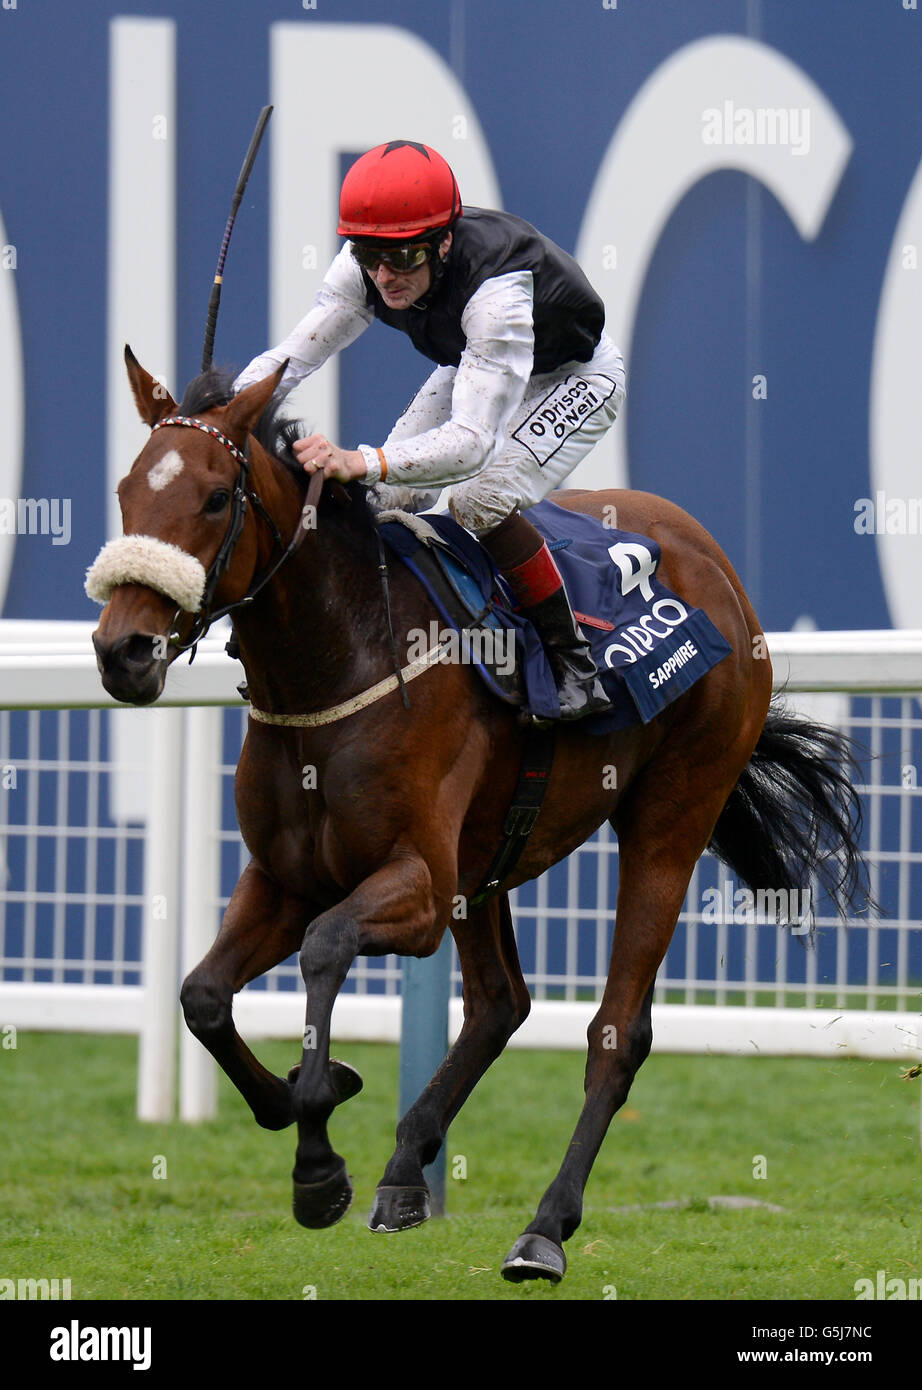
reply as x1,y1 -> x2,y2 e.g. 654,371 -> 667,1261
500,1233 -> 567,1284
286,1058 -> 363,1106
292,1158 -> 353,1229
330,1058 -> 363,1103
367,1185 -> 431,1232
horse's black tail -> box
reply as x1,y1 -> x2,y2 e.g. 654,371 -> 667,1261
708,698 -> 870,922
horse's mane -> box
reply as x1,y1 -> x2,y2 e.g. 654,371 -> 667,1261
177,367 -> 378,535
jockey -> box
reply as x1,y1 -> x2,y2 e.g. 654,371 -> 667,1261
234,140 -> 626,720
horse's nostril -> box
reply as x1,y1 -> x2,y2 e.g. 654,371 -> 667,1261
98,632 -> 166,674
119,633 -> 166,669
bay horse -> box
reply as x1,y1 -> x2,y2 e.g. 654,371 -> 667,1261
89,350 -> 864,1285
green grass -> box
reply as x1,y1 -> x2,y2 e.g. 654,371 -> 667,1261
1,1033 -> 920,1301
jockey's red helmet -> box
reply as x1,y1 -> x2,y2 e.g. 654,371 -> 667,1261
337,141 -> 462,241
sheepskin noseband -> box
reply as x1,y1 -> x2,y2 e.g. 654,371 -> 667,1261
85,534 -> 207,613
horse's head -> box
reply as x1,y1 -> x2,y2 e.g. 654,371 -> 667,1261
88,347 -> 287,705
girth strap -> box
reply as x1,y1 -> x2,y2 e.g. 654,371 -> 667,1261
469,725 -> 556,908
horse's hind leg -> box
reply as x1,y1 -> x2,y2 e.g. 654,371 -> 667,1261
370,892 -> 530,1232
501,777 -> 738,1285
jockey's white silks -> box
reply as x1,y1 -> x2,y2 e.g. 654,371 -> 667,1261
85,535 -> 207,612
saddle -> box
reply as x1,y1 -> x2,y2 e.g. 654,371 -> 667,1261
377,502 -> 734,733
378,510 -> 527,709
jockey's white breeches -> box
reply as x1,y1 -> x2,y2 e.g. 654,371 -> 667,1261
369,333 -> 625,536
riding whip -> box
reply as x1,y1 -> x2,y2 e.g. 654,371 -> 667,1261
201,104 -> 273,372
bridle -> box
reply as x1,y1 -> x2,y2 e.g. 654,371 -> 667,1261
145,415 -> 414,709
149,414 -> 321,657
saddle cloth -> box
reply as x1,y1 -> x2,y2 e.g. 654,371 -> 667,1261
378,498 -> 733,732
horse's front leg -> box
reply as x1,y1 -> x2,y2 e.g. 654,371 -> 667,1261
290,854 -> 442,1229
370,891 -> 531,1232
180,860 -> 311,1130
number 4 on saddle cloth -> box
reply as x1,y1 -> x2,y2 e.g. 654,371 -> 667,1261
377,499 -> 733,732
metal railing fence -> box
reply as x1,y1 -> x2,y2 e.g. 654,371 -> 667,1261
1,622 -> 920,1122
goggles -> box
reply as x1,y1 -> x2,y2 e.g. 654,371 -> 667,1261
351,240 -> 433,273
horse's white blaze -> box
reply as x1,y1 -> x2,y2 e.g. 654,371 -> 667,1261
147,449 -> 185,492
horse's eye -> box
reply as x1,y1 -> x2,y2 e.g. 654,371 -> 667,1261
204,488 -> 231,515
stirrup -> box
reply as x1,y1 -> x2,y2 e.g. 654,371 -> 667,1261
552,662 -> 612,721
491,534 -> 612,722
521,587 -> 612,721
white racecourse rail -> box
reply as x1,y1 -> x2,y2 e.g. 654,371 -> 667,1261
0,620 -> 920,1124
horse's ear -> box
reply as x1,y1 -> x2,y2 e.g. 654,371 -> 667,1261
124,345 -> 177,425
222,360 -> 289,437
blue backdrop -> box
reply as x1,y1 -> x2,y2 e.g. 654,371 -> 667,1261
0,0 -> 920,999
0,0 -> 920,631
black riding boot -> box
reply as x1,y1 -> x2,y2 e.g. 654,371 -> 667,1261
520,586 -> 612,721
480,510 -> 612,722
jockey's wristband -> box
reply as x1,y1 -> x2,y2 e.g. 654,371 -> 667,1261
358,444 -> 387,484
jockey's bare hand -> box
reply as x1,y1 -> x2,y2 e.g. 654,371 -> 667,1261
293,434 -> 367,483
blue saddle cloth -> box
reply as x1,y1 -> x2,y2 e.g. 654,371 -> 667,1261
379,498 -> 733,733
